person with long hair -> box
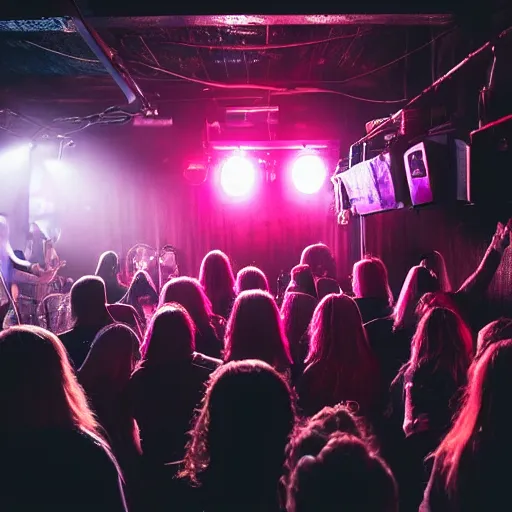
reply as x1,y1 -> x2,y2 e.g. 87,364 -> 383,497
285,264 -> 317,299
395,307 -> 473,510
421,339 -> 512,511
300,243 -> 337,280
281,292 -> 317,381
352,256 -> 394,323
297,294 -> 381,418
95,250 -> 128,304
475,317 -> 512,361
120,270 -> 159,329
286,434 -> 398,512
78,323 -> 142,503
235,265 -> 269,294
180,360 -> 296,512
0,325 -> 127,511
159,277 -> 224,358
224,289 -> 292,375
59,276 -> 116,368
128,304 -> 221,466
199,250 -> 236,319
282,403 -> 373,499
419,221 -> 511,331
401,307 -> 473,441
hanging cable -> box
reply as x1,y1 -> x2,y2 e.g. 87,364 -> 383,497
23,40 -> 100,63
128,60 -> 407,103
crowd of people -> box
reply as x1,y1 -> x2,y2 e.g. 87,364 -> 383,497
1,218 -> 512,511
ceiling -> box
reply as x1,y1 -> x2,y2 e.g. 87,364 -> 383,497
0,1 -> 510,123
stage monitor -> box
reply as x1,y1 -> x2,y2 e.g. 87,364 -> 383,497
403,136 -> 469,206
339,152 -> 403,215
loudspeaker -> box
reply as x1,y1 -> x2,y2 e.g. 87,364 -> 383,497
403,135 -> 469,206
470,114 -> 512,206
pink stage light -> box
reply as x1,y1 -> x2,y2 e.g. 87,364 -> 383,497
220,155 -> 256,198
291,154 -> 327,194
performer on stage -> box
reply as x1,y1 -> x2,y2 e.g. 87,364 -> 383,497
0,215 -> 63,327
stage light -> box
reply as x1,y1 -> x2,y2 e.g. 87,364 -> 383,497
0,144 -> 31,169
44,159 -> 68,174
220,155 -> 256,198
291,154 -> 327,194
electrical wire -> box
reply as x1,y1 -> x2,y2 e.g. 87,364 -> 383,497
335,27 -> 456,86
23,40 -> 101,63
161,31 -> 370,51
129,60 -> 407,103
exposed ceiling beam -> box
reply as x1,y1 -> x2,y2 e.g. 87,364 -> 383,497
88,14 -> 454,28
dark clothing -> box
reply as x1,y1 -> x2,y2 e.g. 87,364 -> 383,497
450,247 -> 502,332
297,360 -> 381,419
365,319 -> 412,390
196,320 -> 224,360
107,303 -> 143,339
0,428 -> 127,512
104,279 -> 128,305
421,445 -> 512,512
355,297 -> 393,324
59,325 -> 107,369
128,352 -> 221,464
403,364 -> 465,440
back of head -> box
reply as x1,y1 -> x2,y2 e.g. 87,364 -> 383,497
142,303 -> 196,364
394,265 -> 439,330
70,276 -> 109,325
411,307 -> 473,381
199,250 -> 235,299
283,404 -> 369,489
477,318 -> 512,360
416,291 -> 459,319
316,277 -> 341,300
0,326 -> 97,432
236,266 -> 269,294
225,289 -> 292,370
128,270 -> 158,304
79,323 -> 140,394
300,243 -> 336,279
183,360 -> 295,496
421,250 -> 452,292
287,434 -> 397,512
352,257 -> 393,306
159,276 -> 212,330
288,264 -> 317,298
95,251 -> 119,281
435,339 -> 512,489
281,292 -> 317,360
307,294 -> 369,366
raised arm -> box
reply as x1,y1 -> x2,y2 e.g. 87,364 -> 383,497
456,221 -> 510,297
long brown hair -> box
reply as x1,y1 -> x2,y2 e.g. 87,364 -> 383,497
141,304 -> 196,364
199,250 -> 235,315
352,257 -> 393,306
0,325 -> 102,438
409,307 -> 473,383
159,277 -> 213,333
394,265 -> 439,331
305,294 -> 379,412
79,323 -> 140,397
181,360 -> 296,493
225,290 -> 292,371
433,339 -> 512,489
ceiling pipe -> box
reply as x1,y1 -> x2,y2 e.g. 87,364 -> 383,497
68,0 -> 154,115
